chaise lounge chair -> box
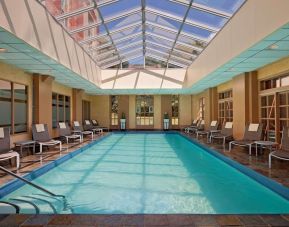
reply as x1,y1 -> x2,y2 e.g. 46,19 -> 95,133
187,120 -> 205,134
196,120 -> 219,140
91,120 -> 109,132
32,124 -> 62,154
83,120 -> 103,135
210,122 -> 233,145
269,126 -> 289,168
58,122 -> 82,144
0,127 -> 20,169
229,123 -> 263,155
72,121 -> 94,140
184,119 -> 199,133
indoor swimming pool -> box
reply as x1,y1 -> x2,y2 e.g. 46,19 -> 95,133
2,132 -> 289,214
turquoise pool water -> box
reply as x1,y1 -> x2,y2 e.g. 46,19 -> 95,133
3,133 -> 289,214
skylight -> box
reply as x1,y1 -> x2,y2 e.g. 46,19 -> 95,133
38,0 -> 245,69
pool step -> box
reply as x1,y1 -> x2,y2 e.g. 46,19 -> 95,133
0,193 -> 67,214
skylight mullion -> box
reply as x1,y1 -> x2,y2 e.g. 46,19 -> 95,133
79,33 -> 109,45
168,59 -> 188,68
55,5 -> 95,21
99,54 -> 120,65
165,0 -> 194,68
146,32 -> 202,52
146,6 -> 218,33
97,0 -> 120,8
118,41 -> 143,51
93,0 -> 122,65
169,0 -> 232,19
120,47 -> 143,57
101,60 -> 121,69
103,7 -> 141,24
114,32 -> 143,44
122,54 -> 143,63
147,21 -> 209,44
141,0 -> 146,59
146,47 -> 169,58
110,21 -> 142,35
69,22 -> 103,35
94,49 -> 118,60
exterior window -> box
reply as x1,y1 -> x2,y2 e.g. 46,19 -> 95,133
111,95 -> 119,126
260,74 -> 289,91
198,97 -> 205,120
52,93 -> 71,128
171,95 -> 179,125
0,80 -> 28,134
218,90 -> 233,125
82,100 -> 90,121
136,95 -> 154,126
14,83 -> 28,133
260,94 -> 275,141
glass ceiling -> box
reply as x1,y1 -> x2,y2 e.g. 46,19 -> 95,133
38,0 -> 245,69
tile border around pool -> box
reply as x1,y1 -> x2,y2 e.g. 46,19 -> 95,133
179,132 -> 289,202
0,134 -> 112,198
1,131 -> 289,207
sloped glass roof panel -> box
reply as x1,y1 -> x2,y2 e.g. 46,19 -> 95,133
146,25 -> 177,41
194,0 -> 245,14
99,0 -> 141,20
146,12 -> 182,31
106,13 -> 142,30
39,0 -> 246,69
146,0 -> 188,18
187,8 -> 228,29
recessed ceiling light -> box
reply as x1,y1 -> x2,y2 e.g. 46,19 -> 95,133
0,48 -> 7,53
268,44 -> 279,50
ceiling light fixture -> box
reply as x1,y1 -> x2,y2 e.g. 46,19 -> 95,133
0,48 -> 7,53
268,44 -> 279,50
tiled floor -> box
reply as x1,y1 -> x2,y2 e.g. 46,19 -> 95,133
1,131 -> 289,226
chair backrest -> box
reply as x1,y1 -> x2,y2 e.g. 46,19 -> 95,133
83,120 -> 92,130
243,123 -> 263,141
32,124 -> 51,142
221,122 -> 233,136
209,121 -> 219,130
73,121 -> 84,131
192,119 -> 198,126
281,126 -> 289,151
198,120 -> 205,130
91,120 -> 99,126
0,127 -> 10,153
58,122 -> 71,137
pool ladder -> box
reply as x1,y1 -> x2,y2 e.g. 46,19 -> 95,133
0,166 -> 71,214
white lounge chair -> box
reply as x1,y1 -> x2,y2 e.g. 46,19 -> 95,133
32,124 -> 62,154
0,127 -> 20,169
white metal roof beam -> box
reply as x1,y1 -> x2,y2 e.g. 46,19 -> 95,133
146,40 -> 196,58
147,47 -> 192,64
146,21 -> 209,43
114,32 -> 143,44
146,7 -> 218,33
146,32 -> 203,52
146,53 -> 187,68
169,0 -> 232,19
55,4 -> 95,21
141,0 -> 146,58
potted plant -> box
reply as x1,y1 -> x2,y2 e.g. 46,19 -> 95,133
163,112 -> 169,130
120,112 -> 126,130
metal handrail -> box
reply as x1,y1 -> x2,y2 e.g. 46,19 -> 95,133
0,166 -> 70,212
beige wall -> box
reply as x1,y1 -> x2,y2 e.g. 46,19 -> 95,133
154,95 -> 162,129
258,56 -> 289,80
90,95 -> 110,127
179,95 -> 192,128
129,95 -> 136,129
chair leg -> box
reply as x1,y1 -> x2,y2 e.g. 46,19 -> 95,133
40,144 -> 43,154
229,142 -> 232,151
249,144 -> 252,155
269,154 -> 272,168
223,137 -> 226,146
66,137 -> 69,144
59,142 -> 62,152
16,154 -> 20,169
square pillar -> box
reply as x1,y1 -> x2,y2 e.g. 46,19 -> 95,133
72,89 -> 84,123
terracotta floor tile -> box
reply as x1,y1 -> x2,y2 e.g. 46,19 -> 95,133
144,214 -> 169,226
260,215 -> 289,226
215,215 -> 242,226
189,215 -> 219,226
167,214 -> 195,226
21,214 -> 53,227
237,215 -> 266,226
122,214 -> 144,226
0,214 -> 32,227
